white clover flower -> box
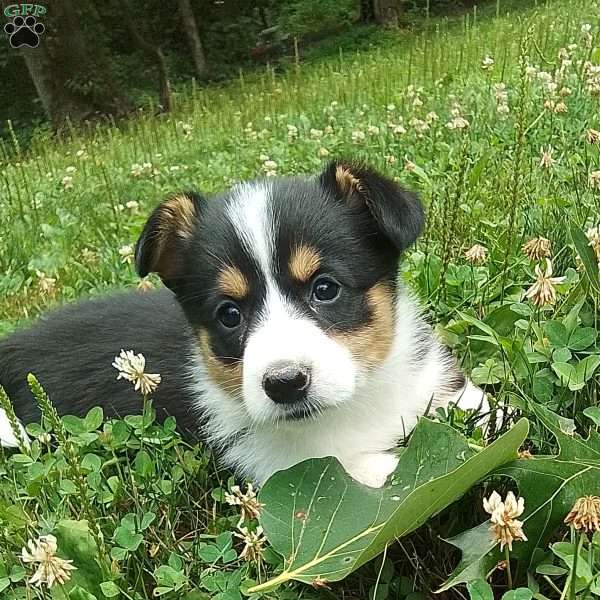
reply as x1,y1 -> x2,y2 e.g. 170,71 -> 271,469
589,170 -> 600,189
525,259 -> 566,306
309,128 -> 323,139
119,244 -> 134,264
130,164 -> 143,177
412,96 -> 423,108
65,166 -> 77,174
404,159 -> 417,172
287,124 -> 298,140
179,121 -> 193,136
465,244 -> 488,265
481,54 -> 495,71
224,483 -> 264,525
522,237 -> 552,260
565,496 -> 600,534
112,349 -> 161,396
525,65 -> 538,79
586,227 -> 600,263
409,117 -> 429,133
318,147 -> 330,157
22,535 -> 76,588
386,103 -> 396,112
539,146 -> 556,169
446,116 -> 470,130
61,176 -> 73,189
553,101 -> 568,114
367,125 -> 380,135
80,248 -> 98,264
137,278 -> 155,292
483,491 -> 527,551
586,128 -> 600,144
125,200 -> 139,210
234,526 -> 266,562
35,270 -> 57,296
351,130 -> 366,143
262,160 -> 278,177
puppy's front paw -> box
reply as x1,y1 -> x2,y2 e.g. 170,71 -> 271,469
455,381 -> 504,430
344,452 -> 399,488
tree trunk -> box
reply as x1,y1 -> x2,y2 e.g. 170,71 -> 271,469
126,20 -> 173,112
359,0 -> 376,22
3,0 -> 132,128
177,0 -> 208,80
359,0 -> 402,25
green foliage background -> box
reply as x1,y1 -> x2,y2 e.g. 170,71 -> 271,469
0,0 -> 599,597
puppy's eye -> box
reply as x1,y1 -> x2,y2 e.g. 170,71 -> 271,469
311,276 -> 341,304
216,301 -> 242,329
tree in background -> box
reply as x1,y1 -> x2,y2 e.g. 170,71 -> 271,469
178,0 -> 208,80
122,0 -> 173,113
359,0 -> 404,25
2,0 -> 132,129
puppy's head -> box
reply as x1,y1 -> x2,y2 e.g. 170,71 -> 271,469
136,161 -> 424,425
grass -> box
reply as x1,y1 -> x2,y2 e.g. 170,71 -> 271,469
1,0 -> 600,598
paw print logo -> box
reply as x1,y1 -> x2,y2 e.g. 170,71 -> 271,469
4,15 -> 45,48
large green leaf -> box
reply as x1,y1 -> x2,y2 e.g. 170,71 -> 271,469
570,226 -> 600,294
249,418 -> 528,593
53,520 -> 109,600
440,403 -> 600,591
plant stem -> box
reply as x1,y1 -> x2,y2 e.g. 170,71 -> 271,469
569,532 -> 583,600
505,546 -> 513,589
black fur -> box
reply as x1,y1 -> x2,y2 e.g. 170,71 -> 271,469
0,290 -> 200,437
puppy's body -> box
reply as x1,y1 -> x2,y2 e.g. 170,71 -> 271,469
0,290 -> 198,431
0,162 -> 486,487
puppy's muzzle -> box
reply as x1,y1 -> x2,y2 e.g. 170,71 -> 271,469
262,362 -> 311,405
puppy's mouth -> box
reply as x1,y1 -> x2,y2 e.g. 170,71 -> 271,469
278,400 -> 323,422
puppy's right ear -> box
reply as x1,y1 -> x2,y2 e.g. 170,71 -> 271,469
135,192 -> 204,288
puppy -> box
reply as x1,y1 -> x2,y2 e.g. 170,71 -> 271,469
0,160 -> 487,487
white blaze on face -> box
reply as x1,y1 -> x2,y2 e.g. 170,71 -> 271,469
226,182 -> 358,424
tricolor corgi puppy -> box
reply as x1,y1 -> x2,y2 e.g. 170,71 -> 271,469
0,160 -> 487,487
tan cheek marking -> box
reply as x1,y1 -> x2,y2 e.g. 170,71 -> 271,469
332,282 -> 395,368
198,329 -> 243,398
289,245 -> 321,283
217,265 -> 249,300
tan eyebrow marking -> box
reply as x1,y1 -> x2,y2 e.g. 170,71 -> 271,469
289,245 -> 321,283
217,265 -> 249,299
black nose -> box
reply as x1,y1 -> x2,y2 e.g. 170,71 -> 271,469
262,364 -> 311,404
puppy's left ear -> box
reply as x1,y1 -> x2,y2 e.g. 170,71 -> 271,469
320,160 -> 425,252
